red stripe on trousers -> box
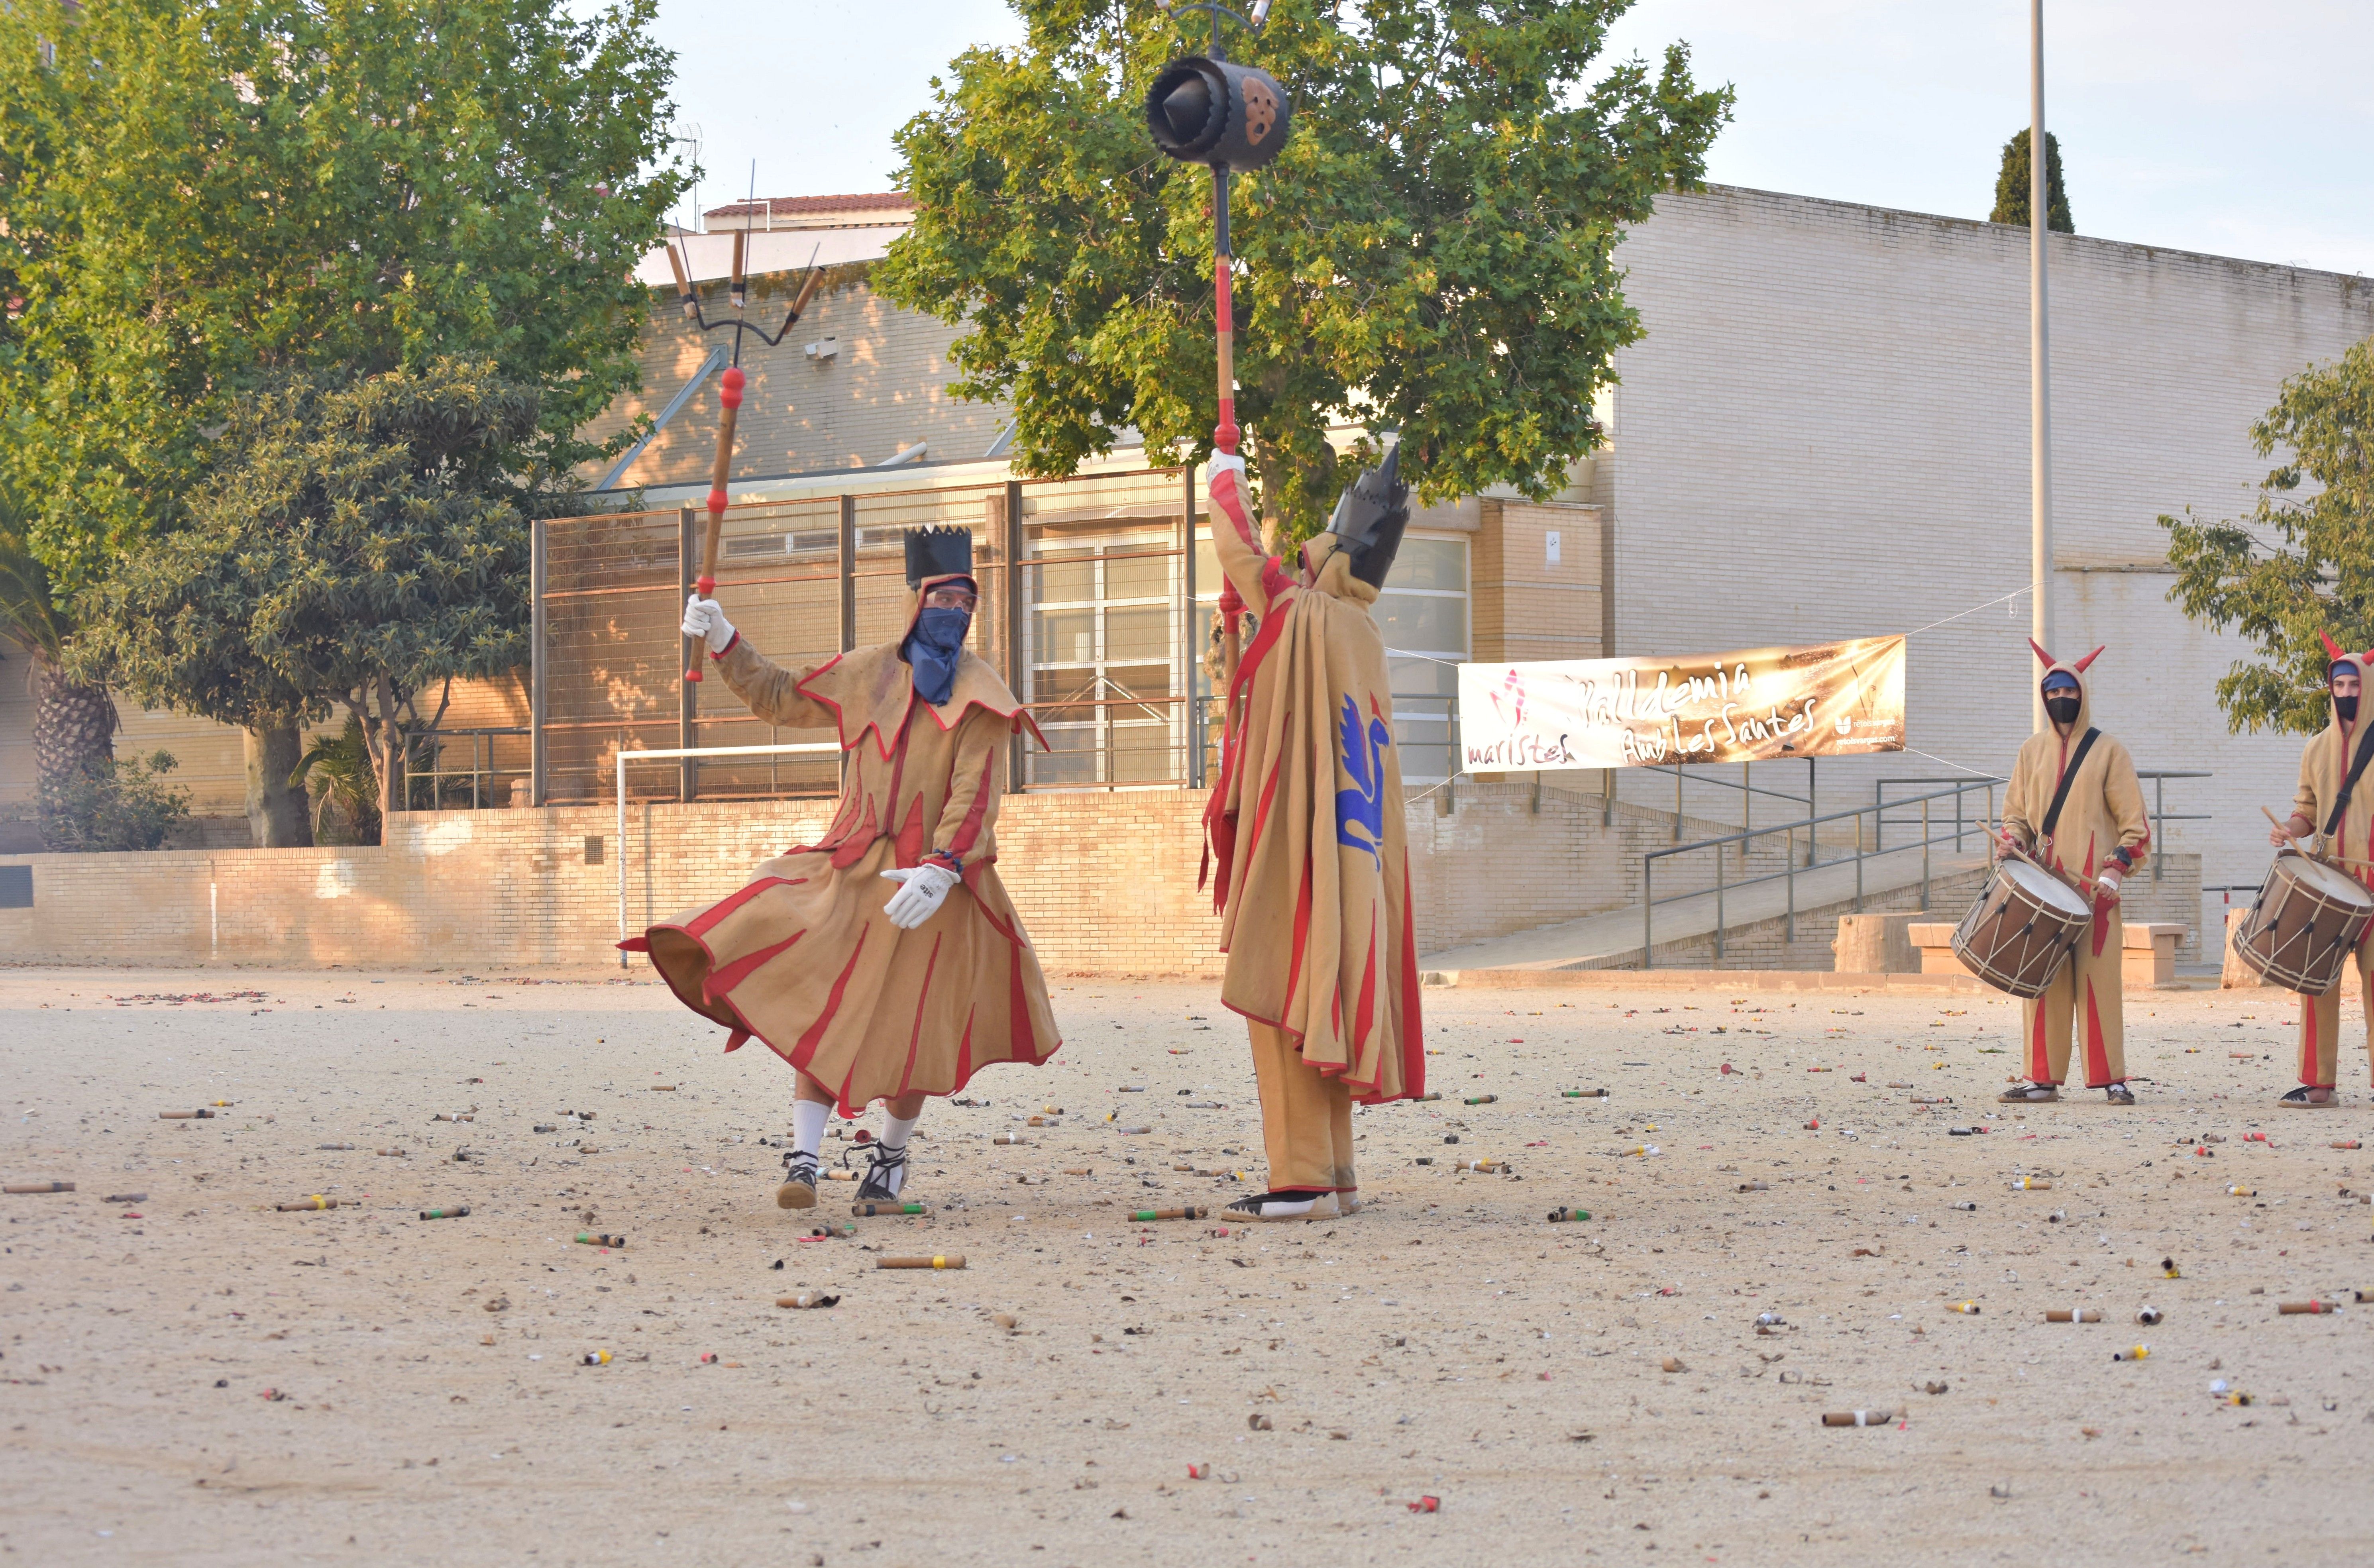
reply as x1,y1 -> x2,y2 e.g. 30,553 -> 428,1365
2082,981 -> 2111,1088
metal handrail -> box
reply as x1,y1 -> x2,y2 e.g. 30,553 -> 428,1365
1642,779 -> 2002,969
1645,767 -> 2212,967
404,726 -> 532,811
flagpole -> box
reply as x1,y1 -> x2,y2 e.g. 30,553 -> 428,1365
2028,0 -> 2054,732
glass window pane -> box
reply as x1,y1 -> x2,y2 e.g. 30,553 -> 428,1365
1033,607 -> 1096,665
1387,655 -> 1459,699
1387,537 -> 1466,593
1375,593 -> 1466,656
1105,605 -> 1169,663
1029,725 -> 1101,786
1035,549 -> 1095,604
1103,663 -> 1173,705
1032,665 -> 1100,706
1103,544 -> 1170,602
1110,721 -> 1176,783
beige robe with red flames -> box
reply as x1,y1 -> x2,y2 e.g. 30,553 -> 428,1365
630,581 -> 1061,1113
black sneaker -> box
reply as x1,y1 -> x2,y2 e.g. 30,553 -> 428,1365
2103,1083 -> 2136,1106
1223,1190 -> 1341,1223
776,1150 -> 819,1211
856,1142 -> 909,1202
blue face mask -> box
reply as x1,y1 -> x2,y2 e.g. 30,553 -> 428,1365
904,606 -> 972,705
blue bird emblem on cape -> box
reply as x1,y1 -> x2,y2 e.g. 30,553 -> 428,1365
1335,693 -> 1391,864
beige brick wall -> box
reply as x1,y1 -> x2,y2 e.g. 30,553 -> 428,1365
0,789 -> 1608,974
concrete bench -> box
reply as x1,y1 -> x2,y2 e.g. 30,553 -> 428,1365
1906,920 -> 2190,990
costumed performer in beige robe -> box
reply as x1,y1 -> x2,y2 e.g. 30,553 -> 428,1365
2266,636 -> 2374,1107
1202,445 -> 1424,1221
1995,641 -> 2150,1106
625,525 -> 1062,1210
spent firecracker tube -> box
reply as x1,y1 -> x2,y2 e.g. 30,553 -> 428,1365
878,1255 -> 966,1270
1822,1410 -> 1895,1427
575,1232 -> 626,1248
852,1203 -> 931,1217
1131,1207 -> 1207,1221
418,1205 -> 470,1220
2279,1300 -> 2340,1315
2046,1308 -> 2103,1323
5,1181 -> 73,1193
1464,1095 -> 1498,1105
275,1196 -> 338,1211
1547,1207 -> 1592,1223
777,1293 -> 840,1309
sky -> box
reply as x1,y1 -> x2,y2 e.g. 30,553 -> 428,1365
651,0 -> 2374,276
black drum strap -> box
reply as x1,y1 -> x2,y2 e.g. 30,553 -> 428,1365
2039,728 -> 2101,842
2321,724 -> 2374,839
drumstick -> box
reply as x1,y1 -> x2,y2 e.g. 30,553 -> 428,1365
2263,804 -> 2311,853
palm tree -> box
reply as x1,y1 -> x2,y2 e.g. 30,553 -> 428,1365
0,503 -> 118,848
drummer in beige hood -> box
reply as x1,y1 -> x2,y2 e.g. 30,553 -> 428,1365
1995,642 -> 2152,1104
2266,637 -> 2374,1107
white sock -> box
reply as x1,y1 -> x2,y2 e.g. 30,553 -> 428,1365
878,1111 -> 919,1153
792,1099 -> 829,1161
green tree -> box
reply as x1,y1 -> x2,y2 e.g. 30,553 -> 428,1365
2161,337 -> 2374,734
0,499 -> 119,848
877,0 -> 1731,538
1990,127 -> 2074,233
72,360 -> 559,823
0,0 -> 683,836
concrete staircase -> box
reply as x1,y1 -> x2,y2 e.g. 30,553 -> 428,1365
1421,842 -> 1992,975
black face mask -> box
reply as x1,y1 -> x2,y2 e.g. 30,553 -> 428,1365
2339,694 -> 2361,723
2045,693 -> 2081,726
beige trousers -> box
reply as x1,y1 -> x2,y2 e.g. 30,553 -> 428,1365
2023,906 -> 2127,1088
1247,1021 -> 1356,1193
2297,945 -> 2374,1090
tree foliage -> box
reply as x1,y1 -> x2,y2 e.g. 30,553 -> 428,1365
1990,127 -> 2073,233
39,749 -> 190,852
878,0 -> 1730,537
71,359 -> 558,816
0,0 -> 684,594
2162,337 -> 2374,734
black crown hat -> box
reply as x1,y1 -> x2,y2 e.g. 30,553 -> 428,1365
903,526 -> 974,589
1325,444 -> 1410,590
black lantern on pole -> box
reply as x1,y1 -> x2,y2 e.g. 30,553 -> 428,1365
1146,2 -> 1289,462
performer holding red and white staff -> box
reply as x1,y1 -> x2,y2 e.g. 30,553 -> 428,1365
628,527 -> 1064,1210
1995,641 -> 2150,1106
2266,638 -> 2374,1108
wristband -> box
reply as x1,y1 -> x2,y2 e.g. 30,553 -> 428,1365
923,849 -> 962,874
709,629 -> 740,659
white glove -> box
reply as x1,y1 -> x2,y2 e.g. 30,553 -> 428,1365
681,593 -> 735,655
880,863 -> 960,929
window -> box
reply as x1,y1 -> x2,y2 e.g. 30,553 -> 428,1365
1024,528 -> 1184,787
1376,534 -> 1468,785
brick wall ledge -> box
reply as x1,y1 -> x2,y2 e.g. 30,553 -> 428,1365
1424,967 -> 1990,995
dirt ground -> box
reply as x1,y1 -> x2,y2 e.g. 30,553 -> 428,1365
3,964 -> 2372,1567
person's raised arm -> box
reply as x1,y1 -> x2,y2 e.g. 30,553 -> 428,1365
1207,453 -> 1292,620
683,594 -> 837,731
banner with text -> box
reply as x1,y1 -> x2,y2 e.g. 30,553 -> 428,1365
1457,636 -> 1907,770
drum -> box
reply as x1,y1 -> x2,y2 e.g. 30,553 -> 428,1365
2233,852 -> 2374,994
1952,858 -> 2095,999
